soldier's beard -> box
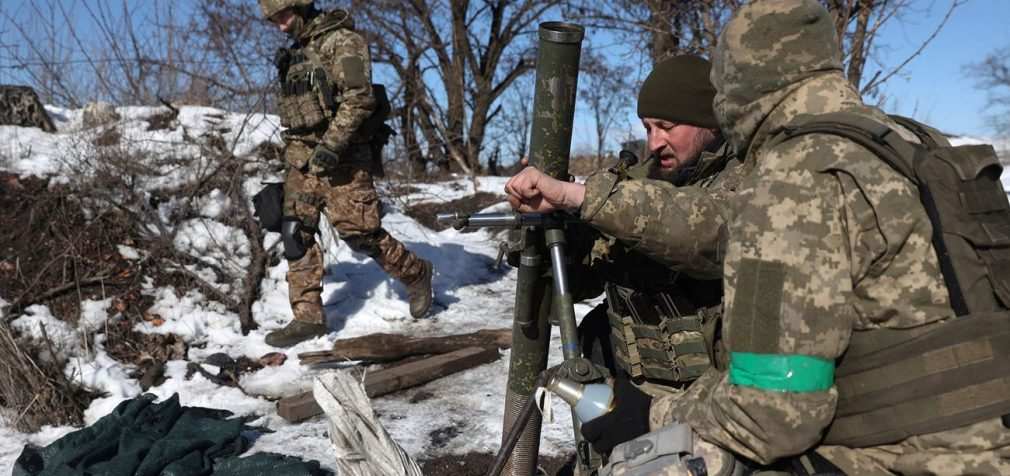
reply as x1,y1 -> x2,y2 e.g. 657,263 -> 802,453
648,155 -> 697,183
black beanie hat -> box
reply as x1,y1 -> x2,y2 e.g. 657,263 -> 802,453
637,55 -> 718,129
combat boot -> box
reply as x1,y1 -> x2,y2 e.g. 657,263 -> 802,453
265,320 -> 328,348
407,259 -> 433,318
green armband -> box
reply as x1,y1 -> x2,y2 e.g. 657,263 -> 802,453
729,352 -> 834,392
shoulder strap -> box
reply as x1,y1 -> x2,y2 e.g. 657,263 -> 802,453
888,114 -> 950,148
771,111 -> 969,316
772,111 -> 920,184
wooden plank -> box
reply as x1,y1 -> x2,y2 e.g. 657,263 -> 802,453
276,391 -> 320,423
364,345 -> 500,397
277,346 -> 502,423
297,328 -> 511,365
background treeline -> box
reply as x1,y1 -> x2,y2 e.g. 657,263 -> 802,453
2,0 -> 1007,177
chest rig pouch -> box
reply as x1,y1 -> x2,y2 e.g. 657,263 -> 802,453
606,283 -> 713,384
275,46 -> 338,132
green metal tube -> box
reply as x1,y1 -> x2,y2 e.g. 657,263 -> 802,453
501,21 -> 584,476
528,22 -> 584,180
501,248 -> 552,476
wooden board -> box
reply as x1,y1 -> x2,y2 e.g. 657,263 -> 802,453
277,345 -> 502,423
297,328 -> 511,365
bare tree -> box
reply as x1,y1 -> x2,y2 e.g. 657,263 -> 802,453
565,0 -> 963,99
580,47 -> 632,168
0,0 -> 278,111
496,71 -> 535,165
564,0 -> 735,62
827,0 -> 965,96
968,46 -> 1010,139
353,0 -> 560,179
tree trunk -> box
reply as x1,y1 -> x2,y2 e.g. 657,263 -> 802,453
846,0 -> 875,90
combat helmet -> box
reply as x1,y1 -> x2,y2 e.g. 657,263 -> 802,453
258,0 -> 313,19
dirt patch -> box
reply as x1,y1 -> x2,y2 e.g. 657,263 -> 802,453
93,128 -> 122,147
428,424 -> 463,449
419,452 -> 572,476
145,109 -> 178,131
405,192 -> 506,232
409,390 -> 435,403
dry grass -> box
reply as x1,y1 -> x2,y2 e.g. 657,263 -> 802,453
0,322 -> 95,432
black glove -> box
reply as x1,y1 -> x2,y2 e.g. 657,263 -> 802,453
579,376 -> 652,455
309,144 -> 340,172
274,48 -> 292,80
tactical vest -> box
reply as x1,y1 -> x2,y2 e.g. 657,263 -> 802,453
607,282 -> 717,384
276,45 -> 393,146
605,145 -> 736,385
276,45 -> 338,132
768,112 -> 1010,447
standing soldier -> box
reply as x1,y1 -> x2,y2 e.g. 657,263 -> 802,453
260,0 -> 433,347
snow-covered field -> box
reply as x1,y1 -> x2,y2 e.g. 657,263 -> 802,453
0,105 -> 598,472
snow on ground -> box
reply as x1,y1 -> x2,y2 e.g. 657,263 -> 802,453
0,105 -> 597,473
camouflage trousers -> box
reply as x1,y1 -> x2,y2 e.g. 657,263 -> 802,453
283,141 -> 425,324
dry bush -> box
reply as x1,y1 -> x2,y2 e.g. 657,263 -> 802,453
569,153 -> 617,177
0,323 -> 95,432
0,174 -> 139,324
52,115 -> 275,334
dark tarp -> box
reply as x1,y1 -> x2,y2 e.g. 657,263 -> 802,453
12,393 -> 332,476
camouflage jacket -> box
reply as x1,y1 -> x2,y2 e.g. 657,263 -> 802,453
581,141 -> 745,281
282,10 -> 375,154
641,0 -> 973,468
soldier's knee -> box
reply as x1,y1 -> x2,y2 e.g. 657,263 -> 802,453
343,229 -> 386,256
281,217 -> 316,261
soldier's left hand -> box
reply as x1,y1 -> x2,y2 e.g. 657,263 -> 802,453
308,144 -> 341,173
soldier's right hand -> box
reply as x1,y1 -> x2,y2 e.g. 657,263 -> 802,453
580,376 -> 652,455
504,166 -> 585,213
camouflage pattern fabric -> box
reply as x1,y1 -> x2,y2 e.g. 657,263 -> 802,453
283,142 -> 425,324
587,142 -> 738,285
605,0 -> 1010,474
0,85 -> 56,132
581,142 -> 746,280
258,0 -> 312,19
281,10 -> 377,165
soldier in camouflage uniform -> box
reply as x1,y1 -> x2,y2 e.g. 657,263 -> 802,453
575,55 -> 746,456
260,0 -> 433,347
510,0 -> 1010,474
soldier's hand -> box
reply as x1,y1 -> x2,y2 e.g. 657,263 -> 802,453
580,376 -> 652,455
504,166 -> 585,213
308,144 -> 340,174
